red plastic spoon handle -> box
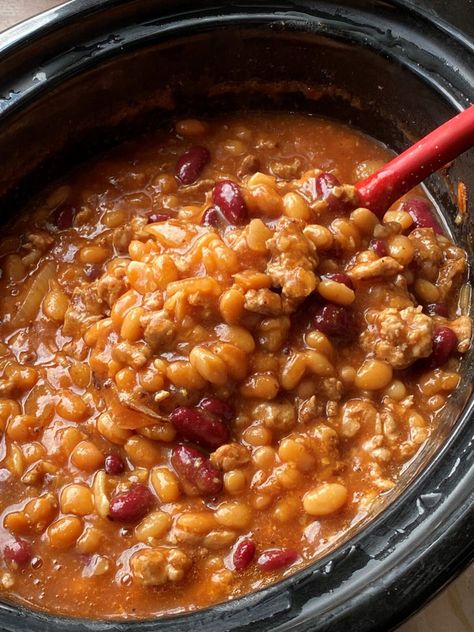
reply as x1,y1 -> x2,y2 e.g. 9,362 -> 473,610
355,103 -> 474,216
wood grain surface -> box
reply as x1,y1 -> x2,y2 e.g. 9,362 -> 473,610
0,0 -> 63,32
0,2 -> 472,631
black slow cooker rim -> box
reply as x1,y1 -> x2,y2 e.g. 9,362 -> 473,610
1,0 -> 474,115
0,2 -> 472,631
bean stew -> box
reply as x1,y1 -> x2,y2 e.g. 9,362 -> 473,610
0,113 -> 470,618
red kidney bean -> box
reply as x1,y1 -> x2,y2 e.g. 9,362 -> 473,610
198,397 -> 234,422
170,406 -> 229,450
322,272 -> 353,289
211,180 -> 248,225
316,172 -> 340,198
315,172 -> 345,213
429,326 -> 457,368
201,207 -> 221,227
369,238 -> 388,257
84,264 -> 102,280
108,484 -> 154,522
52,205 -> 75,229
104,453 -> 125,475
403,198 -> 443,234
425,303 -> 449,318
175,146 -> 210,185
147,212 -> 170,223
171,444 -> 223,495
3,539 -> 32,566
313,302 -> 355,340
233,538 -> 256,571
257,548 -> 298,571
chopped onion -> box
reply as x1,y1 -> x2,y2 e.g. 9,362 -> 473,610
12,261 -> 55,328
105,387 -> 166,429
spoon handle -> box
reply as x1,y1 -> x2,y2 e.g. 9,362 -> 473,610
355,103 -> 474,216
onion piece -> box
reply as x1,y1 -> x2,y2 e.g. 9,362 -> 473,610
104,387 -> 167,429
12,261 -> 55,328
119,390 -> 167,421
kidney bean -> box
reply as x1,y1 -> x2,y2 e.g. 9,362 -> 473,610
198,397 -> 234,422
170,406 -> 229,450
211,180 -> 248,224
104,453 -> 125,475
171,444 -> 223,495
322,272 -> 353,289
175,145 -> 210,185
425,303 -> 449,318
233,538 -> 256,571
429,326 -> 457,368
257,548 -> 298,571
316,172 -> 341,198
201,207 -> 221,227
52,205 -> 75,229
84,264 -> 102,280
313,302 -> 355,340
315,172 -> 345,213
3,539 -> 32,566
108,484 -> 154,522
369,238 -> 388,257
147,212 -> 170,223
403,198 -> 443,234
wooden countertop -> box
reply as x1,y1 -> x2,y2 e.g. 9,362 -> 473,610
0,2 -> 472,631
0,0 -> 64,32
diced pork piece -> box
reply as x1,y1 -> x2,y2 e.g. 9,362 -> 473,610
449,315 -> 472,353
307,423 -> 340,460
142,311 -> 176,351
316,377 -> 343,401
270,157 -> 303,179
25,231 -> 54,252
255,400 -> 296,431
62,286 -> 105,337
297,395 -> 324,424
210,443 -> 250,471
95,271 -> 128,308
348,251 -> 403,280
408,228 -> 466,301
266,218 -> 318,299
360,306 -> 433,369
340,398 -> 378,438
112,341 -> 151,369
408,228 -> 443,268
130,548 -> 190,586
244,288 -> 283,315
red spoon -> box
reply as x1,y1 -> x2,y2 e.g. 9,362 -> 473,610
355,103 -> 474,216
